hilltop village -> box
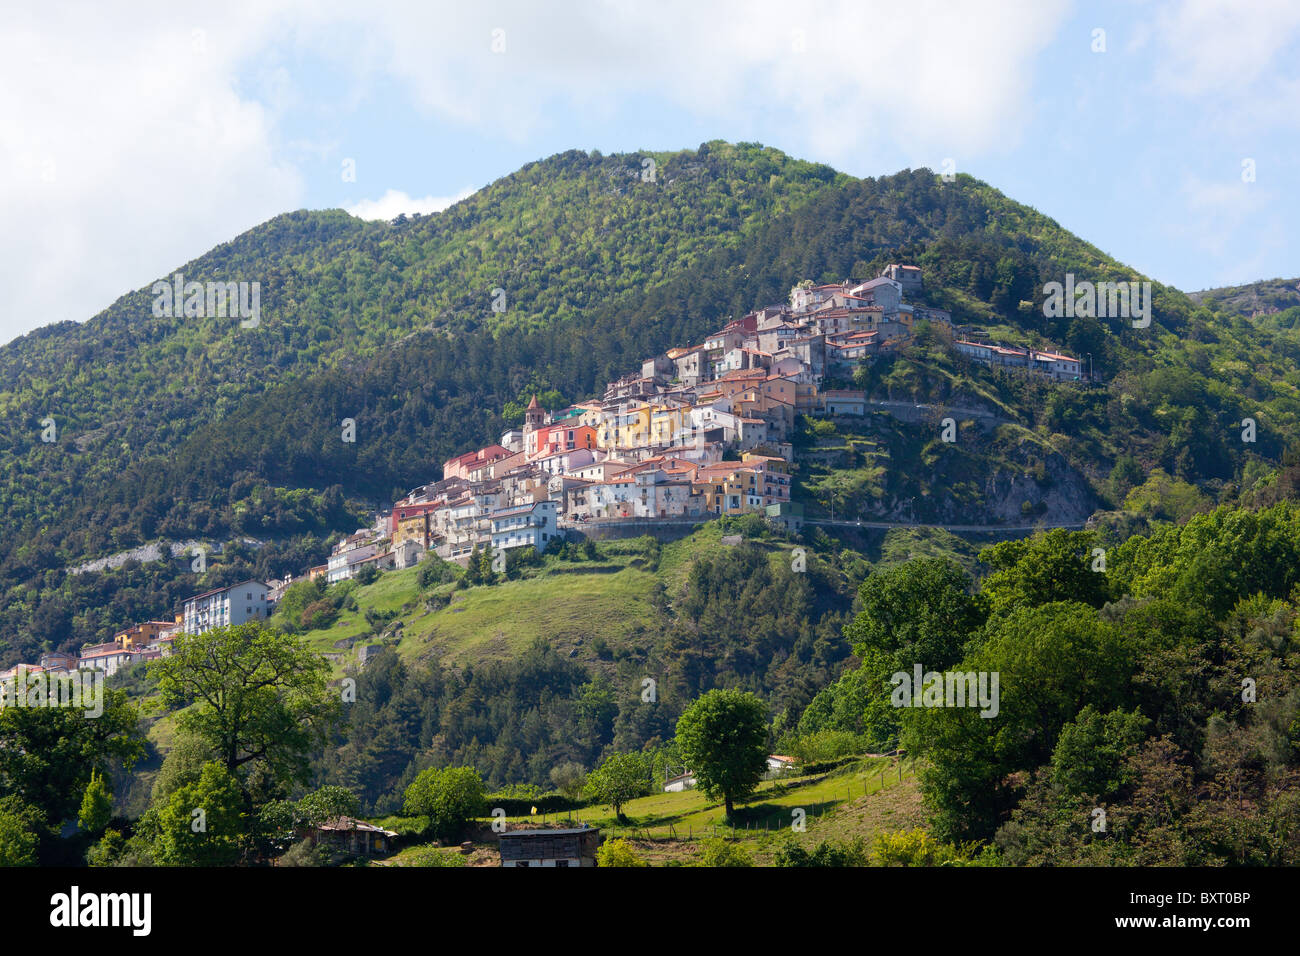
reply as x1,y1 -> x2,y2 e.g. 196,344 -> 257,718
3,265 -> 1086,682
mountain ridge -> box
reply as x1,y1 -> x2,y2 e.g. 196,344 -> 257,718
1,141 -> 1297,666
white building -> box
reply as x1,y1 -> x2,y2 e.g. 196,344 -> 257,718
664,772 -> 697,792
327,543 -> 378,583
79,644 -> 146,675
182,580 -> 270,635
490,500 -> 558,554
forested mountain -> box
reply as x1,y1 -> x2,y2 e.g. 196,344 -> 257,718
2,141 -> 1299,666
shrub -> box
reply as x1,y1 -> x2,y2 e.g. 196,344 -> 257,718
278,839 -> 324,867
300,600 -> 339,631
401,844 -> 468,867
696,837 -> 752,867
596,838 -> 647,867
774,837 -> 867,867
869,829 -> 970,867
418,554 -> 462,589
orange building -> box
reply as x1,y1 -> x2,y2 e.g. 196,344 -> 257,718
113,620 -> 177,649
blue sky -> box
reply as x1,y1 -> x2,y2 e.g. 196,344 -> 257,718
3,0 -> 1298,345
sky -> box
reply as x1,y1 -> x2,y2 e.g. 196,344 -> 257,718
2,0 -> 1298,346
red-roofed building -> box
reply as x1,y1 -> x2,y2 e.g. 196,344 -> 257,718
443,444 -> 512,481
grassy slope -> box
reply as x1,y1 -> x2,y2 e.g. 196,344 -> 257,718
383,756 -> 925,867
289,523 -> 765,675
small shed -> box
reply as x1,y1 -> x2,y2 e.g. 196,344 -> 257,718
305,816 -> 398,857
498,826 -> 601,868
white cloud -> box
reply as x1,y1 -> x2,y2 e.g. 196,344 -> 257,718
345,187 -> 478,221
0,0 -> 1074,345
334,0 -> 1072,162
1150,0 -> 1300,98
0,1 -> 302,345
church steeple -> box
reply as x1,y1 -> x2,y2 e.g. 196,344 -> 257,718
524,394 -> 545,431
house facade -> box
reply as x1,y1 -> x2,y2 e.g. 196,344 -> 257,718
181,580 -> 270,635
498,826 -> 602,867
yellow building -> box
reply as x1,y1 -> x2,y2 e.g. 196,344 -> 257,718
393,513 -> 431,550
598,402 -> 655,451
693,463 -> 764,516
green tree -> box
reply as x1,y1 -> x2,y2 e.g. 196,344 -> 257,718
402,766 -> 487,841
297,785 -> 360,825
0,687 -> 142,827
0,796 -> 43,866
151,730 -> 218,804
549,762 -> 588,801
149,622 -> 338,790
977,529 -> 1109,619
675,689 -> 769,818
152,761 -> 246,866
1050,706 -> 1151,799
904,602 -> 1136,840
841,558 -> 983,748
77,770 -> 113,835
418,554 -> 461,589
584,752 -> 649,821
86,828 -> 127,867
271,578 -> 325,633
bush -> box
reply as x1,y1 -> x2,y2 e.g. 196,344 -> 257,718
418,555 -> 462,589
788,730 -> 870,764
869,829 -> 970,867
370,814 -> 431,838
401,844 -> 468,867
596,838 -> 647,867
278,839 -> 324,867
774,837 -> 867,867
484,794 -> 585,816
300,600 -> 339,631
696,837 -> 752,867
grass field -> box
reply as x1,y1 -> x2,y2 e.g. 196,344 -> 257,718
281,523 -> 815,674
372,756 -> 926,866
468,757 -> 921,862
